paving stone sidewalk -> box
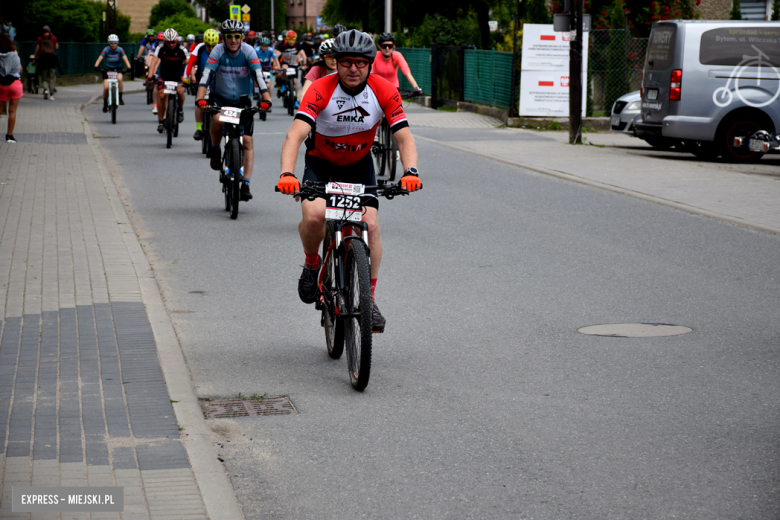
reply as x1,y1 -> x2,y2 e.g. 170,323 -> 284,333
0,86 -> 209,518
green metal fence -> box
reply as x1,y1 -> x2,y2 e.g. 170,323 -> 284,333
17,41 -> 142,76
397,47 -> 431,95
463,49 -> 513,109
587,30 -> 648,114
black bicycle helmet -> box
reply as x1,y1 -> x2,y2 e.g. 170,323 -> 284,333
195,33 -> 204,43
377,32 -> 395,45
333,29 -> 377,62
221,18 -> 244,33
332,24 -> 347,38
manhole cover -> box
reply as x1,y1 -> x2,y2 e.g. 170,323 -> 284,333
577,323 -> 693,338
202,397 -> 297,418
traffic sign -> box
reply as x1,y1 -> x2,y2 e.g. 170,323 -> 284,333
242,13 -> 250,22
230,5 -> 240,20
242,4 -> 251,13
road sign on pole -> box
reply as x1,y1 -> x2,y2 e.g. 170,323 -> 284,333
230,5 -> 241,20
242,4 -> 251,13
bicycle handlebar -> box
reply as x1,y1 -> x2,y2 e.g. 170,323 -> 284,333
275,180 -> 419,200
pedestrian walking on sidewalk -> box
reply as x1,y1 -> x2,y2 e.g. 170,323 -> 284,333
0,35 -> 23,143
36,38 -> 62,100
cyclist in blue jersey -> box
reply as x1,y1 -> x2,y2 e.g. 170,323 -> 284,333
186,28 -> 219,140
93,34 -> 131,112
136,30 -> 156,60
254,37 -> 279,101
196,19 -> 272,202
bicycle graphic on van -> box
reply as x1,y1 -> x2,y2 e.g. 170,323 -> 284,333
712,45 -> 780,108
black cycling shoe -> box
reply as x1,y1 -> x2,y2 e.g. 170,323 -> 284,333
157,121 -> 164,133
240,183 -> 252,201
119,98 -> 125,105
298,260 -> 320,304
193,129 -> 203,141
371,301 -> 386,333
210,151 -> 221,171
102,105 -> 108,113
177,109 -> 184,123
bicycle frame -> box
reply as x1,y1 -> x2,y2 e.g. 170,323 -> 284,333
318,221 -> 370,319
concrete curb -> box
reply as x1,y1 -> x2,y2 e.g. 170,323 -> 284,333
79,96 -> 245,520
415,134 -> 780,236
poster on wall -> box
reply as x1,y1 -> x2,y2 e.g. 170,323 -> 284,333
519,24 -> 589,117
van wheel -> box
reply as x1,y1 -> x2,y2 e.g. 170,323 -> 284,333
717,113 -> 771,163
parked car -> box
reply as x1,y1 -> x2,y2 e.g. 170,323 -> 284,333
611,90 -> 679,149
634,20 -> 780,162
610,90 -> 641,135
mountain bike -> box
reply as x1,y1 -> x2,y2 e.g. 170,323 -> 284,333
280,67 -> 297,116
259,69 -> 273,121
162,81 -> 180,149
276,180 -> 419,391
206,101 -> 258,220
372,89 -> 422,182
105,70 -> 121,125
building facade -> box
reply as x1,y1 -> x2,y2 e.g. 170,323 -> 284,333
286,0 -> 324,31
695,0 -> 776,20
121,0 -> 161,34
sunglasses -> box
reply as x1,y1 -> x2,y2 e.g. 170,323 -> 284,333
224,34 -> 242,41
381,44 -> 394,49
337,58 -> 370,69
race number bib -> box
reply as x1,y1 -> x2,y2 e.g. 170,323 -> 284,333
164,81 -> 177,94
107,71 -> 118,80
286,67 -> 297,76
325,182 -> 365,222
219,107 -> 241,125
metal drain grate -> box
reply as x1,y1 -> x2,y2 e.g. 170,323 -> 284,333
202,397 -> 297,418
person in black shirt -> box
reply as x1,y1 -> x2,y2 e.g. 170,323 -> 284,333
147,28 -> 189,133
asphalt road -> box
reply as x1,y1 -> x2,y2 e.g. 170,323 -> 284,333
86,90 -> 780,519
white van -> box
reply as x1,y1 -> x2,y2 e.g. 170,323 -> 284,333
634,20 -> 780,162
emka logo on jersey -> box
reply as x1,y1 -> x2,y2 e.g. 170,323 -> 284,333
390,106 -> 404,119
334,106 -> 370,123
306,103 -> 320,114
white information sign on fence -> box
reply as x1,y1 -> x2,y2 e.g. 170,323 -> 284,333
519,24 -> 588,117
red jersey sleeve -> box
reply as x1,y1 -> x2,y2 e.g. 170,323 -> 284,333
185,51 -> 198,77
296,74 -> 337,126
369,75 -> 409,132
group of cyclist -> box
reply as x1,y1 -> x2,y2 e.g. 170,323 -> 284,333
92,21 -> 424,331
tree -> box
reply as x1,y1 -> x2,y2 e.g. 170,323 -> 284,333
525,0 -> 552,24
152,13 -> 210,35
730,0 -> 742,18
772,0 -> 780,20
149,0 -> 196,28
604,0 -> 627,113
5,0 -> 131,42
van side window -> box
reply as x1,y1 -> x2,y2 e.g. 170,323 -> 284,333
700,27 -> 780,66
645,26 -> 676,70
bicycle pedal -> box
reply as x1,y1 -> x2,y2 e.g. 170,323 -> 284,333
372,328 -> 385,334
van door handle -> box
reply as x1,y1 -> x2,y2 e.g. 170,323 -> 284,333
648,60 -> 654,66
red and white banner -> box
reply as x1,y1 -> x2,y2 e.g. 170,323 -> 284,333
519,24 -> 588,117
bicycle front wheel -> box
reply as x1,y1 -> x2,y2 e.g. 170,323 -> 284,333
388,129 -> 398,181
343,240 -> 372,391
228,138 -> 241,220
165,99 -> 174,149
373,120 -> 387,179
322,223 -> 344,359
110,85 -> 117,124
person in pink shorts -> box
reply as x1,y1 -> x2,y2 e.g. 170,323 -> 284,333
0,35 -> 23,143
372,33 -> 422,94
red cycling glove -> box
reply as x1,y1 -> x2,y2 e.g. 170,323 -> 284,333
259,101 -> 272,111
400,172 -> 422,192
196,99 -> 208,109
277,172 -> 300,194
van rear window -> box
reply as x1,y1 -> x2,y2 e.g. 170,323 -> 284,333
700,27 -> 780,66
645,26 -> 676,70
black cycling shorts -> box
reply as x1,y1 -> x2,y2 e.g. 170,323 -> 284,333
210,94 -> 254,137
303,153 -> 379,210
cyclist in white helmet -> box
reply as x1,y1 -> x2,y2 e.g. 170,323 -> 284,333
94,34 -> 131,111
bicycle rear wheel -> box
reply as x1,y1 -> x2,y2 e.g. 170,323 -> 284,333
322,223 -> 344,359
343,240 -> 372,391
173,98 -> 179,138
228,138 -> 241,220
387,126 -> 398,181
373,120 -> 387,179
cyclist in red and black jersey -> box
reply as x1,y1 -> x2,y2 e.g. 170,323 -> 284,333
147,28 -> 189,133
277,29 -> 423,332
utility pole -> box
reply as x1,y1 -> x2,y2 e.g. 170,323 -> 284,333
568,0 -> 583,144
271,0 -> 275,31
385,0 -> 392,33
